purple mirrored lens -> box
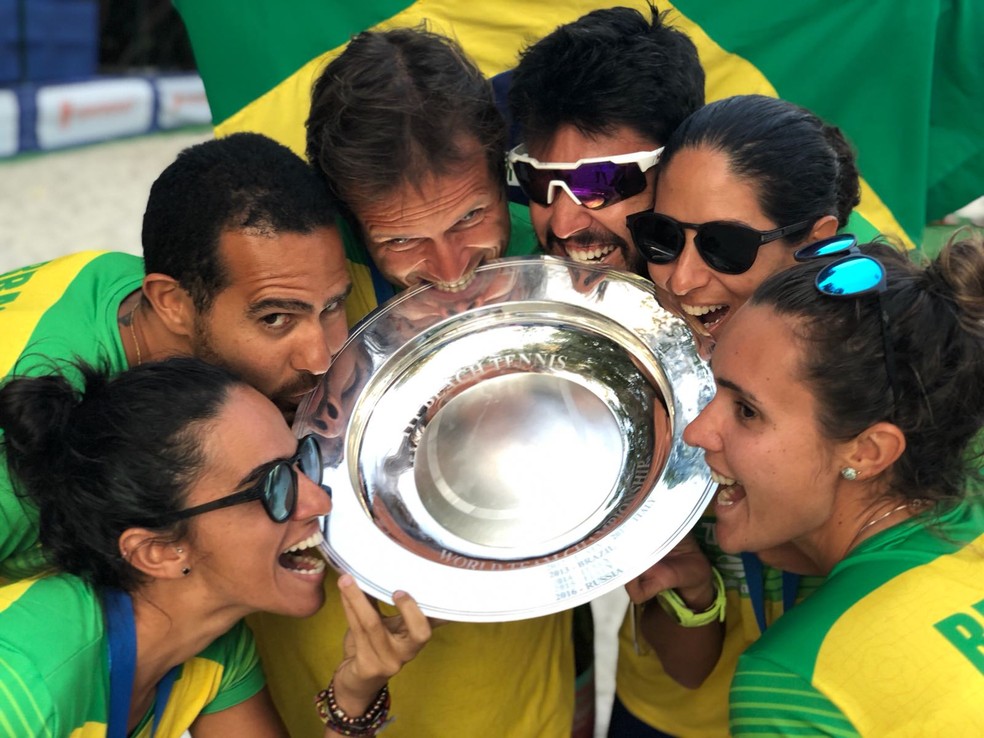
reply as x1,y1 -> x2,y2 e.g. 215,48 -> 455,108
516,161 -> 647,209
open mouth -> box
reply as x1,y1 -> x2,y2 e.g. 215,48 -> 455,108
565,243 -> 617,264
682,303 -> 730,332
710,469 -> 746,508
279,529 -> 327,576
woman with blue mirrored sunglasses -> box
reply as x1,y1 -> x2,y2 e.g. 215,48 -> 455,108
0,357 -> 431,737
685,233 -> 984,734
618,94 -> 877,738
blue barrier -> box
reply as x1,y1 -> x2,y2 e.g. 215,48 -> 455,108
0,0 -> 210,158
0,73 -> 211,158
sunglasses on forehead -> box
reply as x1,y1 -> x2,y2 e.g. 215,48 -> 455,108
794,234 -> 900,409
507,144 -> 662,210
157,434 -> 325,525
626,211 -> 814,275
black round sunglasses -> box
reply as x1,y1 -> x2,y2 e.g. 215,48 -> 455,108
157,434 -> 325,525
626,211 -> 812,274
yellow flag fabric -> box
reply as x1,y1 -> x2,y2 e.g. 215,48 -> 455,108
174,0 -> 982,251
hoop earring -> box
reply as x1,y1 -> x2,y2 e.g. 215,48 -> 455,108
840,467 -> 859,481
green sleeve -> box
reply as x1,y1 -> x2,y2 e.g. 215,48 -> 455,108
199,620 -> 266,714
730,652 -> 859,738
0,645 -> 57,736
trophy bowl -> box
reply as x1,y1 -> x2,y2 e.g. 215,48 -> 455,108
294,256 -> 715,622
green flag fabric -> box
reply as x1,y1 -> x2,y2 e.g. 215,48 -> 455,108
175,0 -> 983,250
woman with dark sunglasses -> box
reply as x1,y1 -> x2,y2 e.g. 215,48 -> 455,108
0,357 -> 430,737
628,94 -> 869,342
610,94 -> 876,738
686,235 -> 984,734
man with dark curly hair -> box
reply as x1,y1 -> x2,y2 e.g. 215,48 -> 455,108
508,4 -> 704,276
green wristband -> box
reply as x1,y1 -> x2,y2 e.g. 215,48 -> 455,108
653,567 -> 727,628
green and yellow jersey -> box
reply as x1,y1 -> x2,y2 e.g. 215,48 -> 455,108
731,500 -> 984,736
0,574 -> 264,737
0,251 -> 143,580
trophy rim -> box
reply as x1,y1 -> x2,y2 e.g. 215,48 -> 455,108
296,256 -> 715,621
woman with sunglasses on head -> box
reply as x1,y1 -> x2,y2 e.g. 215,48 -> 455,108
0,357 -> 430,737
689,234 -> 984,734
610,93 -> 876,738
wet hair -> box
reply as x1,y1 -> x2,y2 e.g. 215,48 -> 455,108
508,3 -> 705,150
661,94 -> 861,238
0,358 -> 243,590
306,26 -> 506,213
751,235 -> 984,503
142,132 -> 338,313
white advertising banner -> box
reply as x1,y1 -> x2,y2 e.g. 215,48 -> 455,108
36,79 -> 154,150
0,91 -> 18,158
156,75 -> 212,129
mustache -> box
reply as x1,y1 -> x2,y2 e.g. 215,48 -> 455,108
276,373 -> 322,405
545,229 -> 628,251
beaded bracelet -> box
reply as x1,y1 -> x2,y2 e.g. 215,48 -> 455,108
315,680 -> 391,736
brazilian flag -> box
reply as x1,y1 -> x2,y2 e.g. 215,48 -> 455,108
175,0 -> 982,251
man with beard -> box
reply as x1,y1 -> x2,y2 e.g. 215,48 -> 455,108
0,131 -> 350,581
507,4 -> 705,275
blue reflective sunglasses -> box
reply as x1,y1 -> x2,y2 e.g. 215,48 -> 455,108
794,234 -> 899,408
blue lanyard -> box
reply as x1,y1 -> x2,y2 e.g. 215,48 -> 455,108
103,588 -> 179,738
739,552 -> 800,634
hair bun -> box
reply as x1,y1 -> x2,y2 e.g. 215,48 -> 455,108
0,372 -> 79,466
930,233 -> 984,334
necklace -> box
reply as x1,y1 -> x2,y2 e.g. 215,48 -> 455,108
846,501 -> 916,554
128,301 -> 143,367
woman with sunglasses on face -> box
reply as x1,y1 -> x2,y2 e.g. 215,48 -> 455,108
0,357 -> 430,737
628,93 -> 871,342
609,94 -> 874,738
688,234 -> 984,734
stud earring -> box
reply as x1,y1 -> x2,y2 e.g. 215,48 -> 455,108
175,547 -> 184,553
182,567 -> 191,576
840,467 -> 859,481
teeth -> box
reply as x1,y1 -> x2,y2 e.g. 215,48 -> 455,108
283,529 -> 324,554
567,245 -> 616,263
287,555 -> 326,576
682,303 -> 725,317
716,485 -> 742,507
434,270 -> 477,293
710,469 -> 737,487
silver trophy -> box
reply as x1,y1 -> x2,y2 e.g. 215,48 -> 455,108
294,256 -> 715,621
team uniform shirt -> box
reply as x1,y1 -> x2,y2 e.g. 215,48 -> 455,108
249,570 -> 575,737
612,217 -> 881,736
731,500 -> 984,737
341,201 -> 539,327
0,251 -> 143,581
0,574 -> 264,737
614,512 -> 823,736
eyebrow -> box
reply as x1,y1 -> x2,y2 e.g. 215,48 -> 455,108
246,298 -> 314,318
715,376 -> 758,404
234,442 -> 302,489
245,283 -> 352,319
